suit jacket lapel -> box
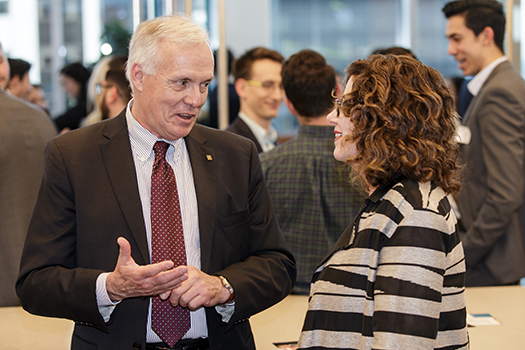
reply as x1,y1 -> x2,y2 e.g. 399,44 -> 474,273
235,118 -> 263,153
185,125 -> 217,273
463,61 -> 510,125
462,93 -> 479,125
100,111 -> 149,264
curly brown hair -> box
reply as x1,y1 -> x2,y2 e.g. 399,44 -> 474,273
339,54 -> 461,195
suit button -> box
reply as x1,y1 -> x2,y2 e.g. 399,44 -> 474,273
133,342 -> 142,350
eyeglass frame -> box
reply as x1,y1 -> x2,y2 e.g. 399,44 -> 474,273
335,97 -> 344,117
95,83 -> 114,96
246,79 -> 283,92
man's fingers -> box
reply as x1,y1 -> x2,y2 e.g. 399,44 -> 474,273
111,239 -> 190,299
159,291 -> 171,300
116,237 -> 176,276
167,267 -> 225,309
144,260 -> 178,278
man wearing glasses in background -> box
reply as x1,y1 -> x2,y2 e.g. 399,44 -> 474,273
95,55 -> 132,120
227,47 -> 284,153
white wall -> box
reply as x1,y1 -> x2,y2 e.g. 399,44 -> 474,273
223,0 -> 273,57
82,0 -> 102,65
0,0 -> 41,83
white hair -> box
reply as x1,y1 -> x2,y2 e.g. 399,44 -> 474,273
126,13 -> 212,95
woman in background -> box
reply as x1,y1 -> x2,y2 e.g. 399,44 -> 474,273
55,62 -> 90,133
297,54 -> 468,350
81,56 -> 112,127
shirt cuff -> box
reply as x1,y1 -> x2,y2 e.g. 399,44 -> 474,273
215,301 -> 235,323
96,272 -> 120,322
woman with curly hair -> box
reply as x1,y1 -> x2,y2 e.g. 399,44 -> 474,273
296,54 -> 469,350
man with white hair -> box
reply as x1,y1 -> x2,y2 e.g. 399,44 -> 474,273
17,14 -> 295,350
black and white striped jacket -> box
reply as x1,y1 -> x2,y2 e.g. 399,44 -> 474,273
298,177 -> 469,350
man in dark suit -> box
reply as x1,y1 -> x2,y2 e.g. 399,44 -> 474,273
0,43 -> 57,308
444,0 -> 525,286
16,14 -> 295,350
227,47 -> 284,153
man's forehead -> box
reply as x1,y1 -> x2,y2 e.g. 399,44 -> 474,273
159,43 -> 213,70
250,59 -> 282,78
446,15 -> 469,33
168,41 -> 212,58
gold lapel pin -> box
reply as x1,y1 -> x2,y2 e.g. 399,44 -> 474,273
206,155 -> 213,161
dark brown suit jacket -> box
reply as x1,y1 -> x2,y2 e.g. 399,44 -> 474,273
226,116 -> 263,153
17,111 -> 295,349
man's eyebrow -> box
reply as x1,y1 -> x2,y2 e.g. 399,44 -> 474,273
167,77 -> 190,83
446,33 -> 461,39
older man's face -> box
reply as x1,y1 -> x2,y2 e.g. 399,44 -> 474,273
131,40 -> 214,141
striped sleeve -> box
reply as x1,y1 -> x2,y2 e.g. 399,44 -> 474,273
371,187 -> 467,349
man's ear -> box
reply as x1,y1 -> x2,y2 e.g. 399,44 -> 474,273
284,97 -> 297,116
481,26 -> 495,46
8,75 -> 20,89
130,63 -> 144,94
235,78 -> 247,99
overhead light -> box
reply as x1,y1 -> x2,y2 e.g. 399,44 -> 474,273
100,43 -> 113,56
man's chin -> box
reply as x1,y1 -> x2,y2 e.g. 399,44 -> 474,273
458,62 -> 475,77
263,111 -> 279,119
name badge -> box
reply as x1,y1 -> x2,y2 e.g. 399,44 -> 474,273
454,125 -> 471,145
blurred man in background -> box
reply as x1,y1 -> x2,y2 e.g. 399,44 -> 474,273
444,0 -> 525,286
0,43 -> 56,307
227,47 -> 284,153
7,58 -> 33,100
260,49 -> 365,294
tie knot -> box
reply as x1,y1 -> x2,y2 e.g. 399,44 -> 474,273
153,141 -> 170,160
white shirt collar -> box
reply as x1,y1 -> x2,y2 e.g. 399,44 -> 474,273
238,112 -> 278,152
125,99 -> 183,163
467,56 -> 508,96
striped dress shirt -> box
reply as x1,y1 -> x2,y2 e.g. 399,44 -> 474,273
297,177 -> 469,350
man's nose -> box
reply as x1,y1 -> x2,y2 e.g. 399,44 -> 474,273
184,85 -> 202,107
270,85 -> 284,100
447,41 -> 457,56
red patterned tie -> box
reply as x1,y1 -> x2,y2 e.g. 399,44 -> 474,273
151,141 -> 190,347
